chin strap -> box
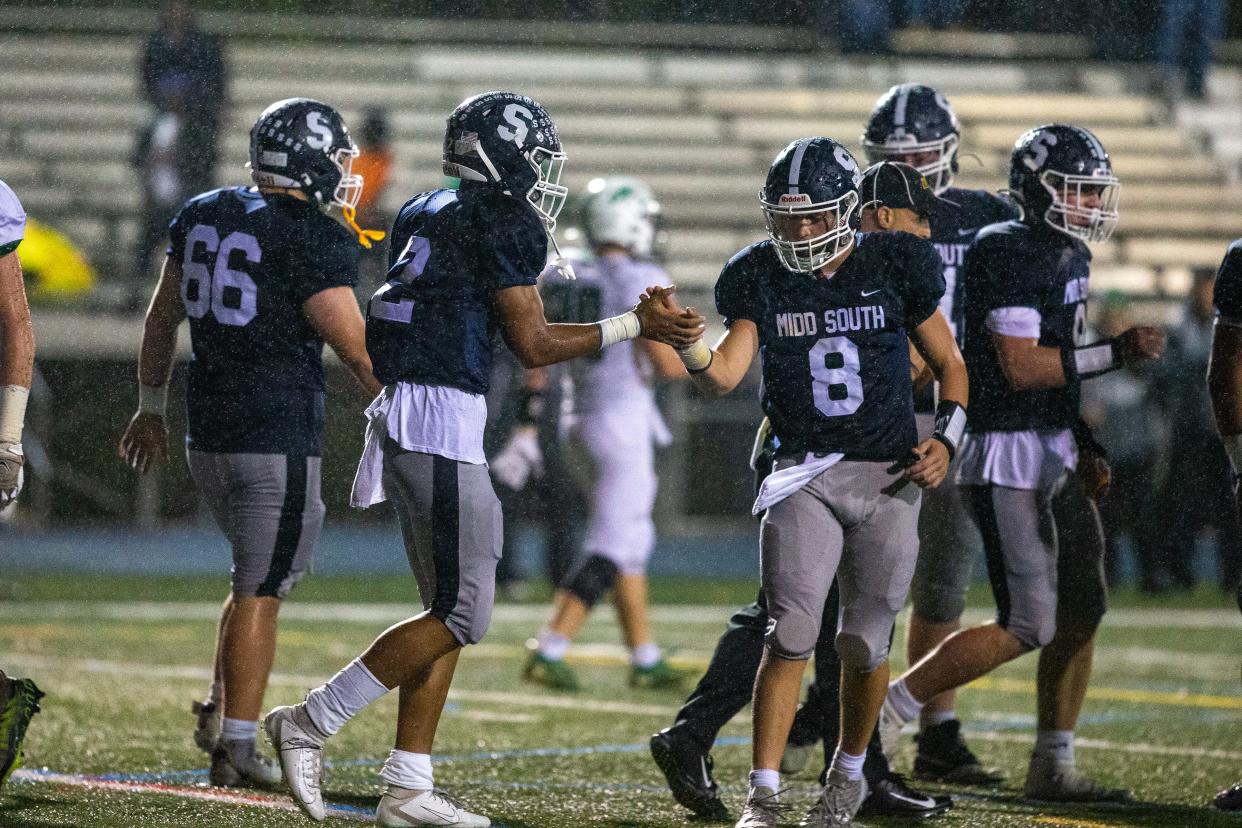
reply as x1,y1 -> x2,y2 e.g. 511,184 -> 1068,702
342,206 -> 386,249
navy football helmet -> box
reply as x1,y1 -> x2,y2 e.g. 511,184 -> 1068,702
442,91 -> 569,231
760,137 -> 863,273
862,84 -> 960,194
248,98 -> 362,211
1009,124 -> 1119,243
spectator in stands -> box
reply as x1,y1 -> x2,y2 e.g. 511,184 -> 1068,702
1081,294 -> 1164,588
131,88 -> 189,283
818,0 -> 892,53
1157,0 -> 1224,99
353,109 -> 395,254
139,1 -> 227,196
1153,270 -> 1242,592
904,0 -> 966,29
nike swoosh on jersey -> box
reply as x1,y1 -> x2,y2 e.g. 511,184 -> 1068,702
861,289 -> 882,297
956,227 -> 977,236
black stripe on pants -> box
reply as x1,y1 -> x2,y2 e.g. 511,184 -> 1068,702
967,484 -> 1012,630
257,455 -> 307,598
430,454 -> 462,619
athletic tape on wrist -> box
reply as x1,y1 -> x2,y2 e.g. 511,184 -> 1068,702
1063,340 -> 1117,381
0,384 -> 28,445
932,400 -> 966,459
598,311 -> 641,349
138,383 -> 168,416
678,339 -> 713,373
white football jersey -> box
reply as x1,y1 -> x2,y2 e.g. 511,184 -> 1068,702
566,252 -> 667,417
0,180 -> 25,251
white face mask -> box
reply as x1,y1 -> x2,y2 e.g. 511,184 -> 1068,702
760,190 -> 859,273
1040,170 -> 1120,243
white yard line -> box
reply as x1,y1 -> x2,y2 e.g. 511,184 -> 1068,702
1,601 -> 1238,628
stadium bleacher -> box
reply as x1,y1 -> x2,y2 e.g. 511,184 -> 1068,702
0,10 -> 1234,314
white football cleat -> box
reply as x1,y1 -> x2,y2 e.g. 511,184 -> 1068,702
734,786 -> 790,828
800,770 -> 868,827
209,743 -> 283,788
265,704 -> 328,821
191,699 -> 221,754
376,786 -> 491,827
1023,754 -> 1134,803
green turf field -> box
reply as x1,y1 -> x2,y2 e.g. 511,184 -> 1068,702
1,574 -> 1239,827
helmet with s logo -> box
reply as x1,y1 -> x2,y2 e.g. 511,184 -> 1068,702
248,98 -> 362,211
1009,123 -> 1119,243
863,83 -> 961,195
442,91 -> 569,231
760,137 -> 862,273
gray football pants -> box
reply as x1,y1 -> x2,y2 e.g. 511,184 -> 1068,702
187,451 -> 325,599
760,459 -> 921,669
383,441 -> 503,646
964,472 -> 1108,650
909,412 -> 983,623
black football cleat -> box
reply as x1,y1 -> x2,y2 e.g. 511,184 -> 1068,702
860,773 -> 953,818
650,729 -> 731,821
1213,780 -> 1242,811
914,719 -> 1005,785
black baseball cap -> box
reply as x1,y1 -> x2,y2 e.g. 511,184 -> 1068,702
859,161 -> 951,218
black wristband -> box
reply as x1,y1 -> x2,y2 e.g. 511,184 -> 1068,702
515,388 -> 545,425
932,399 -> 967,460
1062,339 -> 1118,382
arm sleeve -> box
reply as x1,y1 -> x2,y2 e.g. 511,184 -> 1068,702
484,205 -> 546,290
0,182 -> 26,253
898,234 -> 946,327
290,227 -> 360,305
1215,242 -> 1242,326
714,253 -> 758,327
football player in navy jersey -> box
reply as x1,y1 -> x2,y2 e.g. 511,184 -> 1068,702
649,162 -> 956,825
264,92 -> 703,827
1206,237 -> 1242,812
669,136 -> 967,828
878,124 -> 1164,803
118,98 -> 385,788
862,83 -> 1019,783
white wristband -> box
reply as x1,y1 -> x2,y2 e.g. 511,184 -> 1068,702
598,311 -> 641,349
0,384 -> 28,445
139,383 -> 169,416
1224,433 -> 1242,474
678,339 -> 713,372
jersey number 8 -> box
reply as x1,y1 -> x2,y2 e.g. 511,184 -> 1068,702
181,224 -> 260,327
809,336 -> 863,417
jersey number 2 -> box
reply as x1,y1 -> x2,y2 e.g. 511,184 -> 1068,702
809,336 -> 863,417
181,224 -> 259,326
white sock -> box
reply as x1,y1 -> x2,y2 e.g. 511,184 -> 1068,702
887,678 -> 923,723
537,629 -> 570,662
829,747 -> 866,781
303,658 -> 390,736
380,749 -> 435,791
1034,730 -> 1075,765
631,642 -> 661,669
208,679 -> 224,707
920,708 -> 956,730
749,768 -> 780,793
220,717 -> 258,744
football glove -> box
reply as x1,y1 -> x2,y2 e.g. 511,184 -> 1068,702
490,428 -> 543,491
0,442 -> 24,509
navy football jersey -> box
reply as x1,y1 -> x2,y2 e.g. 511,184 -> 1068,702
366,185 -> 547,395
167,186 -> 360,455
715,231 -> 945,461
914,187 -> 1018,412
1213,238 -> 1242,324
961,220 -> 1091,432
